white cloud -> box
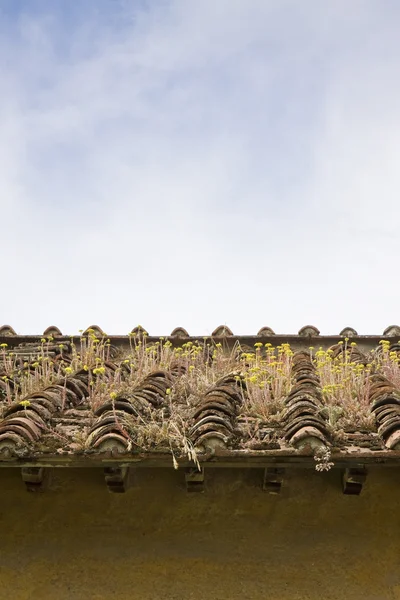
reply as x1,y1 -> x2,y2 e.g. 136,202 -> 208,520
0,1 -> 399,335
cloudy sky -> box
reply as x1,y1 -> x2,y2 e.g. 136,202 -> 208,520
0,0 -> 399,336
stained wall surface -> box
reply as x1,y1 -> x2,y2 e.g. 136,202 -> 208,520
0,466 -> 399,600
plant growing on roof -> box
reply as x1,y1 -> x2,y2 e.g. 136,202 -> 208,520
3,332 -> 400,461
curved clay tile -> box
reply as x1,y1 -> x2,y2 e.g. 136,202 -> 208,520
283,351 -> 329,450
170,327 -> 190,338
83,325 -> 105,338
383,325 -> 400,337
369,375 -> 400,450
329,343 -> 368,365
387,342 -> 400,357
257,326 -> 276,336
298,325 -> 320,337
189,374 -> 243,451
339,327 -> 358,337
234,343 -> 253,358
211,325 -> 233,337
0,325 -> 16,336
43,326 -> 63,338
0,373 -> 90,454
130,326 -> 149,339
0,358 -> 122,454
86,370 -> 175,452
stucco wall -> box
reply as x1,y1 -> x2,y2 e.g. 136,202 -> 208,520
0,466 -> 399,599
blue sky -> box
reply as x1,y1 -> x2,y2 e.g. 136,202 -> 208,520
1,1 -> 400,335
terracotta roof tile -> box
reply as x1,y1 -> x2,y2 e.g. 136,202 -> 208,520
257,326 -> 275,336
283,351 -> 329,450
1,326 -> 400,470
170,327 -> 190,338
339,327 -> 358,337
298,325 -> 320,337
42,325 -> 63,338
383,325 -> 400,337
0,325 -> 16,336
211,325 -> 234,337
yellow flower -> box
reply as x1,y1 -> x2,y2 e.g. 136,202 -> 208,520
93,367 -> 106,375
0,343 -> 8,348
65,367 -> 73,374
19,400 -> 31,408
166,388 -> 171,395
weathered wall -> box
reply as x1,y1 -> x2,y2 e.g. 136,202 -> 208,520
0,466 -> 399,600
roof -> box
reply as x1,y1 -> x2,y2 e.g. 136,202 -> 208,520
1,323 -> 400,493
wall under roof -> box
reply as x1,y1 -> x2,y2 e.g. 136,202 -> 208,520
0,467 -> 399,600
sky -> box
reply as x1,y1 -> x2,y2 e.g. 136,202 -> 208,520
0,0 -> 400,336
